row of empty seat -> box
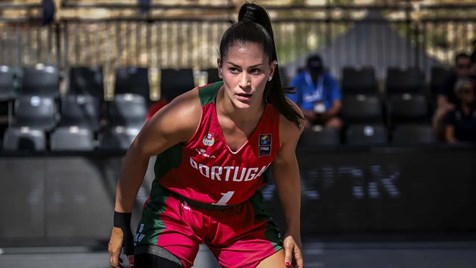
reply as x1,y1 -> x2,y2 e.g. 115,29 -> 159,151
1,64 -> 450,101
340,66 -> 448,96
4,123 -> 436,152
0,64 -> 221,101
4,93 -> 147,130
3,125 -> 140,151
334,66 -> 441,132
2,93 -> 147,151
0,64 -> 449,152
4,84 -> 434,131
341,93 -> 431,127
300,124 -> 436,147
0,64 -> 222,152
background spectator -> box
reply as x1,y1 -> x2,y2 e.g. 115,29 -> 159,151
433,52 -> 475,139
288,54 -> 343,129
444,78 -> 476,144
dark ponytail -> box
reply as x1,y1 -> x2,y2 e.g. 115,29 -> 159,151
219,3 -> 303,129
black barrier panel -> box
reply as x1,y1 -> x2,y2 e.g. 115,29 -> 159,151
0,147 -> 475,244
0,159 -> 45,239
0,155 -> 156,245
264,147 -> 476,235
43,158 -> 117,238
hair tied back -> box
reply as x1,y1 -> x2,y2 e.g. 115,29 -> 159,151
239,3 -> 258,23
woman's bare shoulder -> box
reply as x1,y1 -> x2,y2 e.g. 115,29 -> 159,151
147,88 -> 202,141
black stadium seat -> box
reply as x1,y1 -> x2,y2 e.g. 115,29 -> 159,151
0,66 -> 16,136
114,66 -> 150,101
205,67 -> 221,84
160,68 -> 195,101
0,65 -> 16,101
20,65 -> 60,98
69,66 -> 104,99
341,94 -> 384,124
98,125 -> 140,150
299,127 -> 341,147
13,95 -> 57,131
108,93 -> 147,128
50,126 -> 95,151
345,124 -> 388,145
385,67 -> 426,95
101,92 -> 147,150
387,93 -> 430,125
429,65 -> 450,98
59,94 -> 102,132
341,66 -> 379,95
3,127 -> 46,151
392,124 -> 436,145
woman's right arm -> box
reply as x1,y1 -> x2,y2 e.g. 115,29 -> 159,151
115,89 -> 201,213
109,89 -> 201,268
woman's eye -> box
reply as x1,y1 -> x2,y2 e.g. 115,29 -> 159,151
249,68 -> 261,75
229,68 -> 240,74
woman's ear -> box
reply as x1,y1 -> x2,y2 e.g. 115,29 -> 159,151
217,58 -> 223,78
269,60 -> 278,81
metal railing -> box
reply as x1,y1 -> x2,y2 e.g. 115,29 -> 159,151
1,2 -> 476,84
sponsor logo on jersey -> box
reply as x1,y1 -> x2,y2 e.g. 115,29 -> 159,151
202,132 -> 215,146
135,224 -> 145,243
190,157 -> 269,182
195,148 -> 216,158
259,134 -> 271,157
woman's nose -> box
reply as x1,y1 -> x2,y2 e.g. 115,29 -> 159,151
240,74 -> 251,88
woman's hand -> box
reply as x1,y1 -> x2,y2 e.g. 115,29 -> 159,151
108,226 -> 135,268
283,233 -> 303,268
109,212 -> 135,268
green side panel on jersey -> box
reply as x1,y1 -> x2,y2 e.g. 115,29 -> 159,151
153,143 -> 184,180
136,146 -> 185,246
199,81 -> 223,105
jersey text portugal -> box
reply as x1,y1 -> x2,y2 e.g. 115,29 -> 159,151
150,81 -> 280,206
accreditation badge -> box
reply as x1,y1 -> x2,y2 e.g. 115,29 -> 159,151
314,101 -> 326,113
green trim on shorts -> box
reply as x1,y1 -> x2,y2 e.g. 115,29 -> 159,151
250,190 -> 283,252
135,186 -> 170,246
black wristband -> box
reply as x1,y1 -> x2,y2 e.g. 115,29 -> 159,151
113,211 -> 132,229
113,211 -> 134,256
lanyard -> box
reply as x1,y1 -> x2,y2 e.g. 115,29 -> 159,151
303,72 -> 324,103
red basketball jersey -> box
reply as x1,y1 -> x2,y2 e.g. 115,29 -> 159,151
151,82 -> 280,206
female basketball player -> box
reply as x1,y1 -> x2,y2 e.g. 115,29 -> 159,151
108,3 -> 304,268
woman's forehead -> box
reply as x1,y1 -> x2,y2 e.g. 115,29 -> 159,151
223,42 -> 269,62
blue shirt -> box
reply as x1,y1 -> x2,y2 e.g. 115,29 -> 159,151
287,71 -> 341,112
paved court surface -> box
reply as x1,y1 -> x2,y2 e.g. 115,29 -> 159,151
1,234 -> 476,268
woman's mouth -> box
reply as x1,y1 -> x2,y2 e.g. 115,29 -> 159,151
237,93 -> 252,101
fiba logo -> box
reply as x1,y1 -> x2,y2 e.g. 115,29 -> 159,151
202,132 -> 215,146
259,134 -> 271,157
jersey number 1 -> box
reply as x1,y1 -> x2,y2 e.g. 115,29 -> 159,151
214,191 -> 235,206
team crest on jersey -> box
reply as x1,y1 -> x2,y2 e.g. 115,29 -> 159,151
202,132 -> 215,146
259,134 -> 271,157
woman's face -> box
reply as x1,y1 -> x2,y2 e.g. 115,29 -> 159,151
219,42 -> 276,110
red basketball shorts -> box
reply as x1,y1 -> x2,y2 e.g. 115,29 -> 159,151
134,186 -> 283,268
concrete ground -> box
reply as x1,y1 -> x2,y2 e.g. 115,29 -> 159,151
1,233 -> 476,268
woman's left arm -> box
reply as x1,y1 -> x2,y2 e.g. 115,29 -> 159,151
272,113 -> 304,268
